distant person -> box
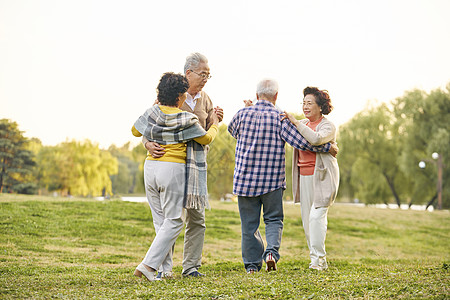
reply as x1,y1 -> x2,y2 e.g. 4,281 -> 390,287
228,79 -> 337,274
132,72 -> 219,281
281,87 -> 339,271
142,53 -> 223,277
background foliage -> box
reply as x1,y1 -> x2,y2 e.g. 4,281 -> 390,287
0,120 -> 36,194
337,84 -> 450,208
1,84 -> 449,208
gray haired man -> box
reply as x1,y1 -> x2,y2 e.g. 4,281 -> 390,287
143,53 -> 223,277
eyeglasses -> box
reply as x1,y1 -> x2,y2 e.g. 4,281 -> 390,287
189,70 -> 212,80
301,101 -> 318,107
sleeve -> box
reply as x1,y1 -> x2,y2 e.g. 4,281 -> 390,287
295,120 -> 335,145
227,113 -> 240,139
281,120 -> 330,152
203,93 -> 215,131
131,125 -> 142,137
194,124 -> 219,145
141,136 -> 149,146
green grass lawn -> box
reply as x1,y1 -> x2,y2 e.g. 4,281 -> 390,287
1,194 -> 449,299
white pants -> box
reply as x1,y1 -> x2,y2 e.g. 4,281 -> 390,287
142,160 -> 185,271
300,175 -> 328,268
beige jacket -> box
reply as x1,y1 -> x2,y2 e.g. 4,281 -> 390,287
180,91 -> 215,130
292,117 -> 340,208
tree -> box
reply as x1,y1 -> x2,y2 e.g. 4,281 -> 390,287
36,140 -> 118,196
393,84 -> 450,208
206,124 -> 236,199
109,142 -> 140,194
131,142 -> 147,194
337,84 -> 449,208
337,102 -> 411,206
0,119 -> 37,194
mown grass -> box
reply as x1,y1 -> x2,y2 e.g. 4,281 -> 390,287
0,194 -> 449,299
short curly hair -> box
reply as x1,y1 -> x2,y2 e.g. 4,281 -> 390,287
157,72 -> 190,106
303,87 -> 333,115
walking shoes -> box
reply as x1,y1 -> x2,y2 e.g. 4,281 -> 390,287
183,270 -> 205,277
156,271 -> 174,279
265,253 -> 277,272
134,263 -> 161,282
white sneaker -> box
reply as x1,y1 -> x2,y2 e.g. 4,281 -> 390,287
134,263 -> 161,281
318,258 -> 328,270
309,261 -> 328,271
157,271 -> 173,279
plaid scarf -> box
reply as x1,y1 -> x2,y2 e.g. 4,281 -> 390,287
134,105 -> 210,209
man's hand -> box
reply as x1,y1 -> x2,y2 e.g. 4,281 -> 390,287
214,106 -> 224,122
211,109 -> 220,125
145,141 -> 165,158
329,143 -> 339,158
243,99 -> 253,107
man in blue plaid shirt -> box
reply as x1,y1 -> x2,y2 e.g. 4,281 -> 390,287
228,79 -> 336,274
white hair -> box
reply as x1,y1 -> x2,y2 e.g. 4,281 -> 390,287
184,52 -> 208,74
256,79 -> 279,99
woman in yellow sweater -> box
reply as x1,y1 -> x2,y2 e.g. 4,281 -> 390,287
131,72 -> 219,281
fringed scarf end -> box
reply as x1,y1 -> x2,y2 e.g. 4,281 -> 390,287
184,194 -> 210,210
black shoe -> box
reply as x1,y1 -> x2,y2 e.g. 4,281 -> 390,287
183,271 -> 205,277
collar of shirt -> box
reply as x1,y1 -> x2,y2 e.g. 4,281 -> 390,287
255,99 -> 284,112
185,92 -> 201,111
256,99 -> 274,107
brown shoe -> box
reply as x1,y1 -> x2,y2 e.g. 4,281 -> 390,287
265,253 -> 277,272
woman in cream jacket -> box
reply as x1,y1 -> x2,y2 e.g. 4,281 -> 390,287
282,87 -> 339,271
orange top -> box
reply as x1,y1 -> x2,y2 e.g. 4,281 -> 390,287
297,117 -> 323,175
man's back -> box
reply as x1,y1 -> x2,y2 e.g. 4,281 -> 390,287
229,99 -> 330,197
228,100 -> 288,197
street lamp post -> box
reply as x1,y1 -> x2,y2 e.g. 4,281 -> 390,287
419,152 -> 443,210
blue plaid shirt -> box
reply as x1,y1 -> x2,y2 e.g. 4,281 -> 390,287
228,100 -> 331,197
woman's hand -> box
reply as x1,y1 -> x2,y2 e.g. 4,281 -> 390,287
145,141 -> 166,158
280,111 -> 300,127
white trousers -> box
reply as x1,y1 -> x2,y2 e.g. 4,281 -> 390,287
142,160 -> 185,271
300,175 -> 329,268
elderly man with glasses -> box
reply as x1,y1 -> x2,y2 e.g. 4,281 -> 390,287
143,53 -> 223,277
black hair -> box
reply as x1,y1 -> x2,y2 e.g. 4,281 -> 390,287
303,86 -> 333,115
157,72 -> 190,106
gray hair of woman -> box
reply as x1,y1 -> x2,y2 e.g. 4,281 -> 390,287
256,79 -> 279,99
184,52 -> 208,74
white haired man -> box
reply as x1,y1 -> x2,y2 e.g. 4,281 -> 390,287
143,53 -> 223,277
228,79 -> 337,274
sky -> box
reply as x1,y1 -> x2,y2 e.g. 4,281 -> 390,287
1,0 -> 449,149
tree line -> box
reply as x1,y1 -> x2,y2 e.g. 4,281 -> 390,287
1,84 -> 448,208
337,84 -> 449,208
